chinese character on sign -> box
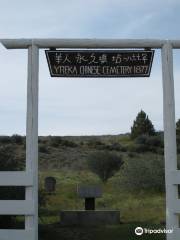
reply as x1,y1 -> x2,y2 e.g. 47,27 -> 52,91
123,54 -> 141,63
112,54 -> 122,64
63,54 -> 71,64
141,53 -> 148,64
136,53 -> 141,61
88,53 -> 98,64
76,53 -> 88,63
131,54 -> 137,62
55,53 -> 63,64
99,54 -> 107,64
123,56 -> 130,62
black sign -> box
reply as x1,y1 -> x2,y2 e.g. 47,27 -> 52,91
45,50 -> 154,78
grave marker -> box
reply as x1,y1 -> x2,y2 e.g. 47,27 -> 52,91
77,185 -> 102,210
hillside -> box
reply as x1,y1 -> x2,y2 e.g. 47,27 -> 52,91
0,132 -> 166,170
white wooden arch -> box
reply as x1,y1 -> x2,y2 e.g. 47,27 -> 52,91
0,38 -> 179,240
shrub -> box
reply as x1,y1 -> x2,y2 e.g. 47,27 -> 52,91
49,136 -> 62,147
176,119 -> 180,136
106,143 -> 127,152
87,139 -> 104,148
177,135 -> 180,146
120,154 -> 165,192
39,188 -> 49,207
11,134 -> 23,144
87,151 -> 123,182
176,120 -> 180,150
127,152 -> 137,158
49,136 -> 77,148
61,140 -> 78,148
146,135 -> 163,148
39,144 -> 49,154
135,134 -> 149,145
127,142 -> 149,153
134,144 -> 149,153
0,136 -> 11,144
0,145 -> 22,171
134,135 -> 164,153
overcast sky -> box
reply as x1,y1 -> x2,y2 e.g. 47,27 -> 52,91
0,0 -> 180,136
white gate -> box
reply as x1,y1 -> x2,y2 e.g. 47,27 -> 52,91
0,39 -> 179,240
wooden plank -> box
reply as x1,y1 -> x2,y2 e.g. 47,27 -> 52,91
173,228 -> 180,239
0,200 -> 34,215
0,229 -> 33,240
0,171 -> 33,186
169,171 -> 180,184
1,38 -> 165,49
0,39 -> 32,49
171,199 -> 180,213
162,41 -> 179,239
2,38 -> 180,49
25,44 -> 39,239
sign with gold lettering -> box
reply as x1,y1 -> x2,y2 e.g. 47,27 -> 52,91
45,50 -> 154,77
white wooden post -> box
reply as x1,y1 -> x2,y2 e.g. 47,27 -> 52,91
26,43 -> 39,240
162,41 -> 179,239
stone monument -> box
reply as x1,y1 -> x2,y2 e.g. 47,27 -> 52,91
60,185 -> 120,226
77,185 -> 102,210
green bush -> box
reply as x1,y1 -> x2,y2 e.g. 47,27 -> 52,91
39,144 -> 49,154
176,119 -> 180,136
135,134 -> 148,145
11,134 -> 23,144
132,135 -> 164,153
49,136 -> 62,147
49,136 -> 77,148
105,143 -> 127,152
39,188 -> 49,207
87,151 -> 123,182
120,154 -> 165,192
87,139 -> 104,148
146,135 -> 163,148
61,140 -> 78,148
127,142 -> 149,153
0,145 -> 23,171
177,135 -> 180,146
0,136 -> 11,144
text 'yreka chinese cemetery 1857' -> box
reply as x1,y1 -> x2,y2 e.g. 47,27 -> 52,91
45,50 -> 154,77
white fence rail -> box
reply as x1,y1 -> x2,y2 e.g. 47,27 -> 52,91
0,171 -> 33,186
0,200 -> 34,215
0,229 -> 34,240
